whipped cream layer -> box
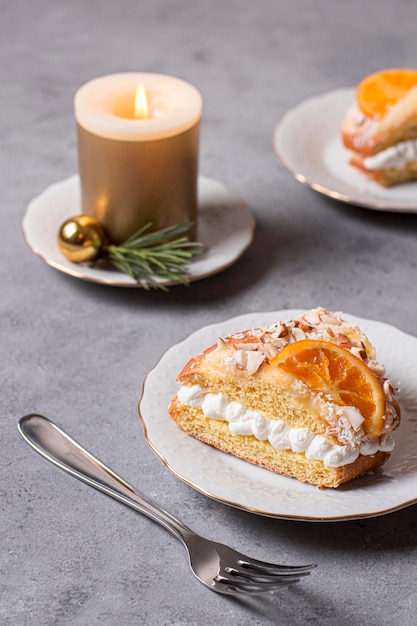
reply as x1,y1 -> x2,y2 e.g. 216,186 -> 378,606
363,139 -> 417,170
177,384 -> 395,468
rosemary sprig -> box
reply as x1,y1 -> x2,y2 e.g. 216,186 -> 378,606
106,221 -> 203,291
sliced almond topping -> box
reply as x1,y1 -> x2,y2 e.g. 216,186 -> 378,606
303,311 -> 321,325
345,408 -> 365,431
336,333 -> 351,346
261,342 -> 279,360
368,359 -> 386,377
233,349 -> 265,374
234,350 -> 247,369
278,323 -> 289,338
263,335 -> 288,350
350,346 -> 367,361
320,313 -> 342,325
383,380 -> 393,402
291,327 -> 306,341
233,342 -> 261,351
245,350 -> 266,374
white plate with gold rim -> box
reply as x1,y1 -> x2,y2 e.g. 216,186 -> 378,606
274,88 -> 417,212
139,309 -> 417,521
22,175 -> 255,287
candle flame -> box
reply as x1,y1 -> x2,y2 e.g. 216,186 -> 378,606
134,81 -> 149,119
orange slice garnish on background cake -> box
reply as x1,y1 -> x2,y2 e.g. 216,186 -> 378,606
269,340 -> 386,436
356,68 -> 417,118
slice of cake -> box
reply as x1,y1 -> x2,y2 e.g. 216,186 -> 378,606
168,308 -> 400,488
341,69 -> 417,186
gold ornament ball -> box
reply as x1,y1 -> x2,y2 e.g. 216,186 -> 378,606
58,215 -> 106,263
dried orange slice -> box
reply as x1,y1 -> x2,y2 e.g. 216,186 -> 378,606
356,68 -> 417,118
269,340 -> 386,436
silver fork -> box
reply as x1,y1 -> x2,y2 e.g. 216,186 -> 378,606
18,414 -> 316,596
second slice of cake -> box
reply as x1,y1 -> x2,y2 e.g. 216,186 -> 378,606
341,69 -> 417,186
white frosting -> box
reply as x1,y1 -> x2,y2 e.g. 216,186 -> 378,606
363,139 -> 417,170
178,384 -> 205,408
176,385 -> 395,468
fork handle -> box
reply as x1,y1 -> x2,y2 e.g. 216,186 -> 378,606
18,414 -> 193,543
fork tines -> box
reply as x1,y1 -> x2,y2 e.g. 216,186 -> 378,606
238,558 -> 316,576
213,560 -> 316,595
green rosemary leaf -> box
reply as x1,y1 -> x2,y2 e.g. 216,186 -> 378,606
121,221 -> 195,249
106,220 -> 203,290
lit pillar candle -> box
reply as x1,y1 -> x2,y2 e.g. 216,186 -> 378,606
74,73 -> 202,244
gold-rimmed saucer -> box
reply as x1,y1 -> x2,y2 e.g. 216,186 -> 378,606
23,174 -> 255,287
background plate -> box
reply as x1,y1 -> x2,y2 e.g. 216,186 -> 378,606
274,89 -> 417,212
139,309 -> 417,521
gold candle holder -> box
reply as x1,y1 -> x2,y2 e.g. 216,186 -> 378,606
74,73 -> 202,244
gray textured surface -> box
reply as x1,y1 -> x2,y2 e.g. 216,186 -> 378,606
2,1 -> 417,624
